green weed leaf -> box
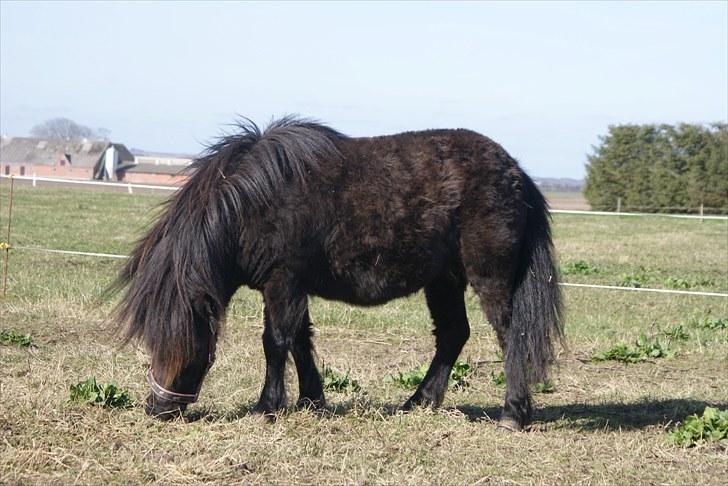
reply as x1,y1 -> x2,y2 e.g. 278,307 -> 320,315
387,361 -> 472,389
593,333 -> 672,363
562,260 -> 599,275
670,407 -> 728,447
0,329 -> 33,347
69,377 -> 132,409
320,363 -> 361,393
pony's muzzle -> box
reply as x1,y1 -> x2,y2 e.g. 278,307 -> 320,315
145,367 -> 198,420
145,393 -> 188,420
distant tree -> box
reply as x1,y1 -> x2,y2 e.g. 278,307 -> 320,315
30,118 -> 110,141
94,127 -> 112,141
584,125 -> 646,211
681,123 -> 728,211
585,123 -> 727,214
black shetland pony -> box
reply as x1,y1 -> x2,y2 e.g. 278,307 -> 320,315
115,117 -> 563,431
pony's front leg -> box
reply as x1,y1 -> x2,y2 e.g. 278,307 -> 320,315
252,272 -> 308,415
291,311 -> 326,409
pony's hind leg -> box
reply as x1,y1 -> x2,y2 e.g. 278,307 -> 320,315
471,278 -> 531,431
460,222 -> 530,430
291,312 -> 325,409
403,271 -> 469,410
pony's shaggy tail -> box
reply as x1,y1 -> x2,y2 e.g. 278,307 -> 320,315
509,173 -> 565,386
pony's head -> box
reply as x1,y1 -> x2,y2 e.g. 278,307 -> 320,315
143,315 -> 218,419
113,153 -> 243,419
113,117 -> 344,419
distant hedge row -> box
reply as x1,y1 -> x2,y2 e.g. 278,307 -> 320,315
584,123 -> 727,214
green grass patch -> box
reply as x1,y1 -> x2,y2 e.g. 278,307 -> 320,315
593,333 -> 672,363
562,260 -> 599,275
670,407 -> 728,447
69,377 -> 133,409
618,267 -> 651,288
665,276 -> 714,290
0,329 -> 33,347
320,363 -> 361,393
386,360 -> 472,389
490,370 -> 506,387
662,324 -> 690,341
449,361 -> 472,387
688,316 -> 727,330
386,363 -> 428,388
534,379 -> 556,394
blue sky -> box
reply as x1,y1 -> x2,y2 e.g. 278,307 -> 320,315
1,1 -> 726,178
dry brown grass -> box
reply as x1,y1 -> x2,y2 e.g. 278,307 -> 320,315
1,186 -> 727,485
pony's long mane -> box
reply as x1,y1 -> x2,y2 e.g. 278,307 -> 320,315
113,116 -> 345,384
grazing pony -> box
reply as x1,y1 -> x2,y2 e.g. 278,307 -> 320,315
114,117 -> 563,430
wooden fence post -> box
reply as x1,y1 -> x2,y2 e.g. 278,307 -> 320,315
617,197 -> 622,214
2,176 -> 14,296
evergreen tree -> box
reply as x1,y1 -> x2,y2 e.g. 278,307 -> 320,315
584,123 -> 727,213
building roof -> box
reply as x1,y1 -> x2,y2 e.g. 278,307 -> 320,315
0,136 -> 134,168
134,155 -> 193,166
125,162 -> 189,175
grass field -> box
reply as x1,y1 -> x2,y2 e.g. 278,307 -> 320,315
1,185 -> 727,485
544,191 -> 590,211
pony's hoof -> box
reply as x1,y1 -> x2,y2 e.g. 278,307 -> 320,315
401,399 -> 425,412
401,394 -> 438,412
295,397 -> 326,411
496,417 -> 523,432
250,402 -> 283,421
250,410 -> 278,422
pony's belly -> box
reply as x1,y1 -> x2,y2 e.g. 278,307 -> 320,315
307,255 -> 440,306
314,224 -> 457,306
309,276 -> 422,306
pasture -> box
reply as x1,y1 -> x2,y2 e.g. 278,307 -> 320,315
1,184 -> 727,485
545,191 -> 590,211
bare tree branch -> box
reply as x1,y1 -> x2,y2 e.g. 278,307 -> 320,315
30,118 -> 110,140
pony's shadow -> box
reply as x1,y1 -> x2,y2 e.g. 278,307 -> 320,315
185,399 -> 402,423
458,398 -> 727,431
186,398 -> 724,430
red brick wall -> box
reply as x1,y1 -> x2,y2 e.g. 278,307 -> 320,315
121,172 -> 188,186
2,160 -> 93,179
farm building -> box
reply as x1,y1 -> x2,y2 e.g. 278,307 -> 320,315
119,161 -> 191,185
0,135 -> 135,180
0,136 -> 192,185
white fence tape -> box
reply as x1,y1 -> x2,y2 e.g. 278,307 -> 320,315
560,282 -> 727,298
14,245 -> 129,259
8,245 -> 728,298
0,174 -> 178,192
550,209 -> 727,221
